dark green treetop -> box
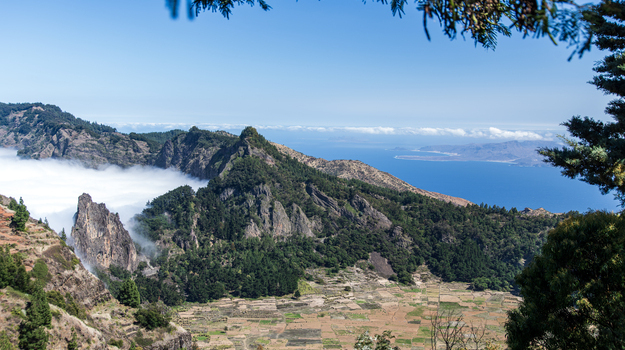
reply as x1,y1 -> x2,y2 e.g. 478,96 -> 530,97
18,285 -> 51,350
505,211 -> 625,349
118,278 -> 141,308
9,198 -> 30,232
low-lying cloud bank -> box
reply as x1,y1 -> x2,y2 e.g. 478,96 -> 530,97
0,148 -> 207,238
114,122 -> 555,141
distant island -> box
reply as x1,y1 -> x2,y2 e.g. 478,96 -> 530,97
394,140 -> 562,167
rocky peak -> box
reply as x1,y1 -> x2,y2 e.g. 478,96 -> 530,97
521,207 -> 556,216
71,193 -> 138,271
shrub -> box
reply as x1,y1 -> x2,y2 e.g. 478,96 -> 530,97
134,303 -> 171,330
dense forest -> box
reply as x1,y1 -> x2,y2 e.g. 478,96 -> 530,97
129,127 -> 564,304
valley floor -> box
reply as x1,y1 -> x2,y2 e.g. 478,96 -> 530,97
174,267 -> 517,350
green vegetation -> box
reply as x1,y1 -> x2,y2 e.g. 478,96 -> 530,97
128,129 -> 185,152
506,3 -> 625,349
0,331 -> 16,350
8,198 -> 29,232
118,278 -> 141,308
439,302 -> 468,310
134,303 -> 172,330
18,285 -> 51,350
132,128 -> 562,302
506,212 -> 625,349
30,260 -> 50,284
406,306 -> 426,317
46,291 -> 86,320
107,339 -> 123,348
353,330 -> 399,350
0,246 -> 35,294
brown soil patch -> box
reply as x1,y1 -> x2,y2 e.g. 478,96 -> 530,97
175,267 -> 516,350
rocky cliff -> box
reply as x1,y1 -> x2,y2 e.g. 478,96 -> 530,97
0,104 -> 156,168
153,127 -> 239,179
0,197 -> 192,349
71,193 -> 138,271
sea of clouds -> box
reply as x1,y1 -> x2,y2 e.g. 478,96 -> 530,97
0,148 -> 207,240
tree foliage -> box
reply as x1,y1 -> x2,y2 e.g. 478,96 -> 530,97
134,303 -> 172,330
541,0 -> 625,205
118,278 -> 141,308
9,198 -> 30,232
18,285 -> 51,350
166,0 -> 591,51
505,211 -> 625,349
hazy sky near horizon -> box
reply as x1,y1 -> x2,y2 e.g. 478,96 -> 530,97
0,0 -> 614,137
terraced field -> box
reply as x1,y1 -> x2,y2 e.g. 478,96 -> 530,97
174,267 -> 518,350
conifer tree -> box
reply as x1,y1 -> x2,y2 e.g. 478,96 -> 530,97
9,198 -> 30,232
0,246 -> 16,289
510,2 -> 625,348
13,265 -> 31,293
118,278 -> 141,308
506,212 -> 625,349
541,0 -> 625,205
18,285 -> 51,350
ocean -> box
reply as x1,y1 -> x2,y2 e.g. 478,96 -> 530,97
278,139 -> 620,214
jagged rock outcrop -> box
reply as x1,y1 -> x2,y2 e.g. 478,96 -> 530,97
71,193 -> 138,271
349,195 -> 393,230
271,201 -> 292,237
290,204 -> 314,237
390,226 -> 413,249
521,207 -> 556,216
306,184 -> 392,231
306,184 -> 341,215
43,244 -> 112,309
244,219 -> 263,238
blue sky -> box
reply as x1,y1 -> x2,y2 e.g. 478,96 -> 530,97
0,0 -> 613,136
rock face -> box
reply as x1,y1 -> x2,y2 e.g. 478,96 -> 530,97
143,325 -> 193,350
153,127 -> 239,179
240,183 -> 395,239
0,106 -> 155,168
243,184 -> 317,239
71,193 -> 138,271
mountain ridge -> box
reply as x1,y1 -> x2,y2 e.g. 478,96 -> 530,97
0,102 -> 471,206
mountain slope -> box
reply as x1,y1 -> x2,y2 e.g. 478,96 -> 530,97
0,195 -> 191,349
129,127 -> 563,304
272,142 -> 472,206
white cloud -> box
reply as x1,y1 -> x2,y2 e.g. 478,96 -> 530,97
0,149 -> 207,238
487,127 -> 546,140
112,122 -> 556,141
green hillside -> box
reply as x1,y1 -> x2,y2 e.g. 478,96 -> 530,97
131,127 -> 564,304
